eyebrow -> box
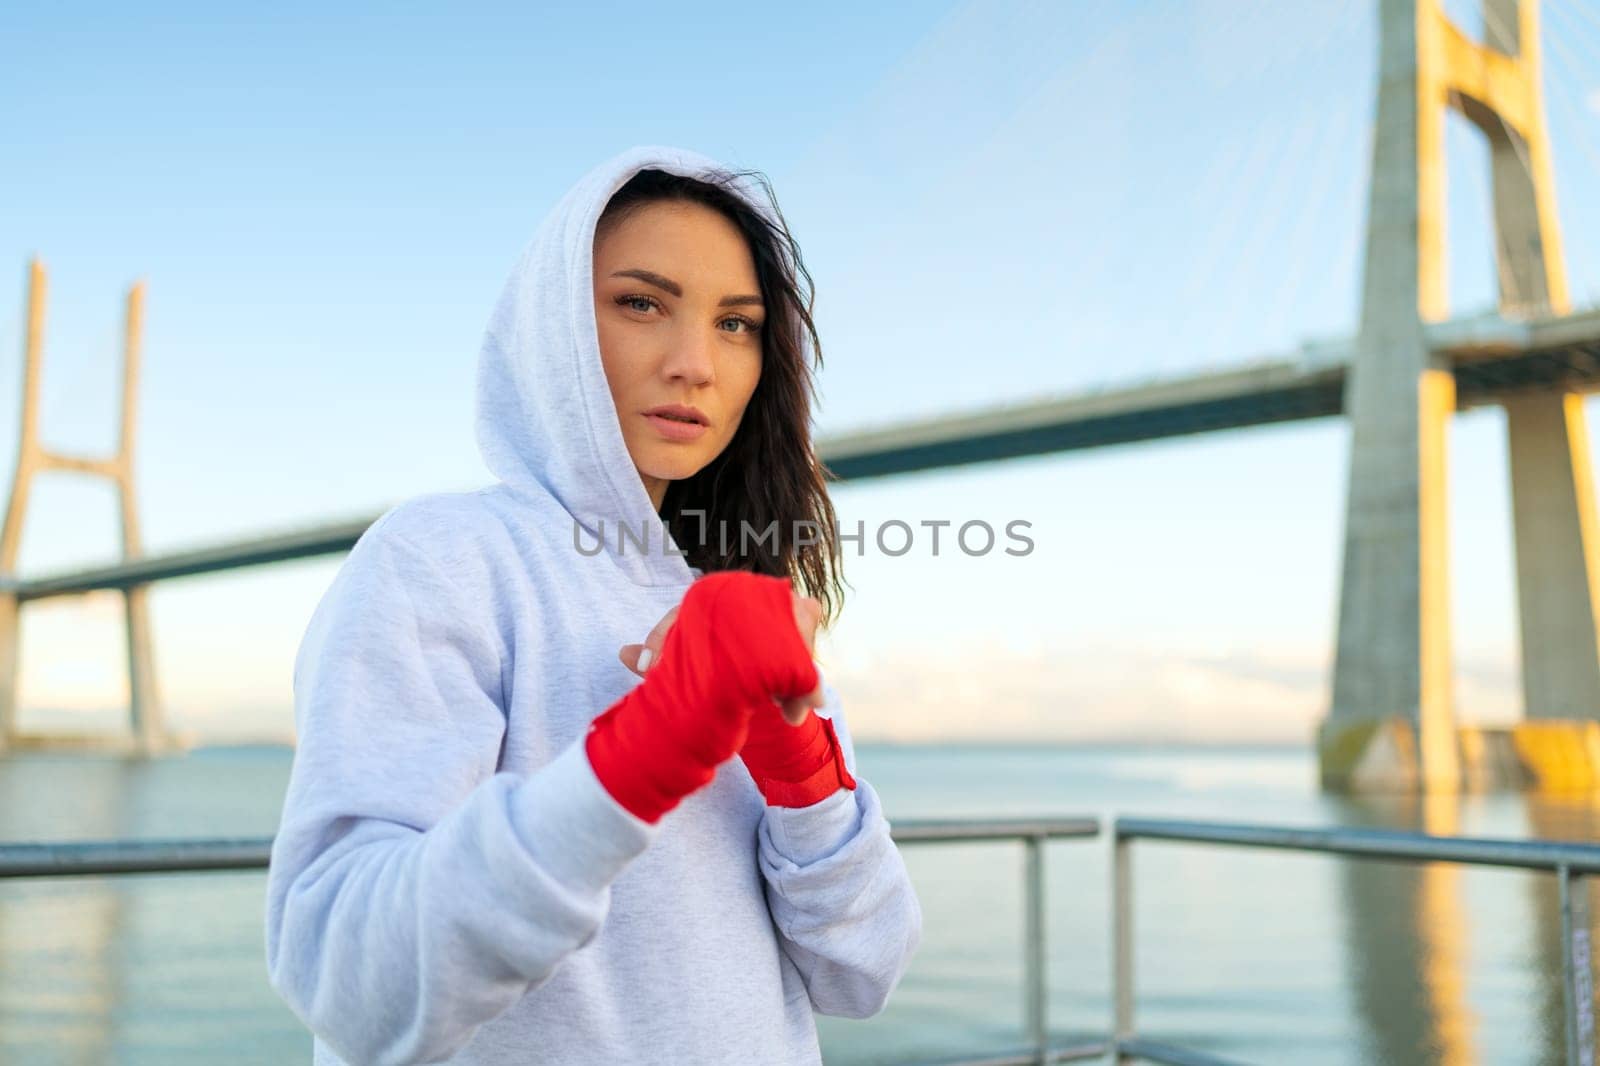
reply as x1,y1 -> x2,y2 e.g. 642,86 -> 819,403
609,268 -> 764,309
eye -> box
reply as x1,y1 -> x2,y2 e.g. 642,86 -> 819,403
616,292 -> 760,336
720,315 -> 763,335
617,294 -> 659,315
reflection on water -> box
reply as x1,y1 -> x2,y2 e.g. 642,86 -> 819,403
1312,789 -> 1600,1065
0,745 -> 1593,1064
1329,794 -> 1477,1065
0,751 -> 297,1065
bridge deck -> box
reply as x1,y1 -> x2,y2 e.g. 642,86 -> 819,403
7,311 -> 1597,601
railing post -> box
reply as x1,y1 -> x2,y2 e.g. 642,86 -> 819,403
1023,833 -> 1047,1063
1112,826 -> 1133,1063
1561,865 -> 1596,1066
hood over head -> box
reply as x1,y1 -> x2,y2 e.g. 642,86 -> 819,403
475,145 -> 786,588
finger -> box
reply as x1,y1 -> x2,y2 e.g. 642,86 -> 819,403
640,605 -> 680,671
806,678 -> 824,709
778,696 -> 810,726
790,593 -> 821,656
777,678 -> 826,724
779,675 -> 826,718
624,605 -> 681,677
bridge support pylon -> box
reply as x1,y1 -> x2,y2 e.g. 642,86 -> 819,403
0,259 -> 166,756
1319,0 -> 1588,792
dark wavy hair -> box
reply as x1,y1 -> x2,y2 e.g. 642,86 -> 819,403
595,167 -> 847,627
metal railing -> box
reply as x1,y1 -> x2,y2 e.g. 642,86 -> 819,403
1112,818 -> 1600,1066
885,818 -> 1106,1066
2,816 -> 1598,1066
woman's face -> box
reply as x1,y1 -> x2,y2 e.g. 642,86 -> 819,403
592,199 -> 765,512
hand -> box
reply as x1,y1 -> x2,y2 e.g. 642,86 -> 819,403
732,590 -> 855,807
587,572 -> 822,824
620,586 -> 824,725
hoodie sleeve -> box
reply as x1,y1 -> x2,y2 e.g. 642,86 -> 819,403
264,512 -> 659,1066
755,665 -> 923,1020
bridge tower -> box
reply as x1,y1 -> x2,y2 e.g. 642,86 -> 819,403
0,259 -> 166,754
1320,0 -> 1584,790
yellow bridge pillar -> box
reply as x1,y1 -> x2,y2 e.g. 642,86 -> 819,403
1320,0 -> 1587,792
0,259 -> 165,755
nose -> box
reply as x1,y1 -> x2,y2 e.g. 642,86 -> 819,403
659,323 -> 716,387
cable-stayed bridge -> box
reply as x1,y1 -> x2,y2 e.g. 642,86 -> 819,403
3,0 -> 1600,794
821,310 -> 1600,477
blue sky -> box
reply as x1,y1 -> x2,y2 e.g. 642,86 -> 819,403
3,0 -> 1599,743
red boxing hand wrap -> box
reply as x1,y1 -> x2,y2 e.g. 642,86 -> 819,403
739,699 -> 857,808
585,571 -> 820,825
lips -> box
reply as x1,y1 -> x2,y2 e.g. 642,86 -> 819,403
643,410 -> 709,442
643,404 -> 708,426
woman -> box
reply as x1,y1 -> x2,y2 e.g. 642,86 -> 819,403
264,145 -> 923,1065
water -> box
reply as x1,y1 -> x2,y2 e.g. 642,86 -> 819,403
0,743 -> 1592,1064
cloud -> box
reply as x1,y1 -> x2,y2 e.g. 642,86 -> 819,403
821,636 -> 1330,745
14,586 -> 301,743
1589,89 -> 1600,116
821,633 -> 1530,745
18,590 -> 1526,750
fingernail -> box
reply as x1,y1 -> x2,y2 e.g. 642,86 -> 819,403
638,648 -> 654,672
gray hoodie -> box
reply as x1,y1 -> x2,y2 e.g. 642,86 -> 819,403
263,144 -> 923,1066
